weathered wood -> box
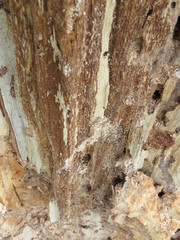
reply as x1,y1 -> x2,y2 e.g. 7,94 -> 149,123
0,0 -> 179,239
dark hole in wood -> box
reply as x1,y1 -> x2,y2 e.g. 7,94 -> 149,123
112,173 -> 126,187
171,2 -> 176,9
56,55 -> 60,65
147,8 -> 153,17
173,16 -> 180,42
103,51 -> 109,56
86,184 -> 91,192
4,8 -> 10,14
82,153 -> 91,164
152,90 -> 161,101
79,224 -> 89,229
56,40 -> 60,50
175,96 -> 180,103
123,147 -> 126,155
142,8 -> 153,28
107,237 -> 112,240
158,191 -> 165,198
154,183 -> 160,187
175,127 -> 180,133
169,57 -> 174,64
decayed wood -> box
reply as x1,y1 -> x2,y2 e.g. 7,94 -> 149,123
0,0 -> 179,239
0,90 -> 20,159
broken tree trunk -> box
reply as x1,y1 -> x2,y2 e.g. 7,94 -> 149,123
0,0 -> 179,239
